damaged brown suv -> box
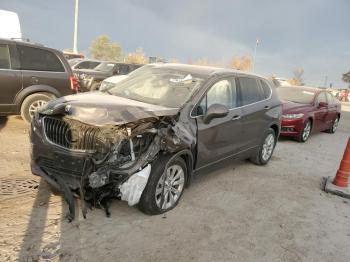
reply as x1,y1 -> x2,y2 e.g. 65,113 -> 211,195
30,64 -> 281,220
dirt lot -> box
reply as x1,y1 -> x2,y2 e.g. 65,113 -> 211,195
0,104 -> 350,262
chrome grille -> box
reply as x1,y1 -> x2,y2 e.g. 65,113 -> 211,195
43,117 -> 100,151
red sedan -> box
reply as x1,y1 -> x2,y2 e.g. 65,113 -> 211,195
277,86 -> 341,142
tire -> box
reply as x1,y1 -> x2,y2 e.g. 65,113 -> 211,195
297,120 -> 312,142
250,128 -> 276,165
20,93 -> 54,123
138,155 -> 187,215
326,116 -> 339,134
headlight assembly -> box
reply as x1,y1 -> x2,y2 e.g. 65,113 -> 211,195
282,113 -> 304,119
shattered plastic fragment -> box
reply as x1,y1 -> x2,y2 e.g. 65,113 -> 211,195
119,164 -> 151,206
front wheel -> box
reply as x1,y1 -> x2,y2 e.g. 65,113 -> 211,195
250,128 -> 276,165
297,120 -> 311,142
138,155 -> 187,215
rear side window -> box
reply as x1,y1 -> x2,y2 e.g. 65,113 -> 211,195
259,79 -> 272,99
17,45 -> 65,72
315,92 -> 327,104
238,77 -> 263,105
0,44 -> 11,69
326,92 -> 336,105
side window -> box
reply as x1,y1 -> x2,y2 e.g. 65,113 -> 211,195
17,45 -> 65,72
238,77 -> 263,105
195,78 -> 236,116
325,93 -> 335,105
259,79 -> 272,99
119,65 -> 130,75
0,44 -> 11,69
316,92 -> 327,104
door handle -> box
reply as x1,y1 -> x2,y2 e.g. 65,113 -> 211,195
231,115 -> 241,121
264,105 -> 270,110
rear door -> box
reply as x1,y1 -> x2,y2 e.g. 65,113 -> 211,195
313,92 -> 328,131
237,77 -> 271,148
16,45 -> 71,96
195,77 -> 244,168
0,43 -> 22,113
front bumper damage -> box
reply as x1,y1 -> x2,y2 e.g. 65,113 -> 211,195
30,111 -> 194,221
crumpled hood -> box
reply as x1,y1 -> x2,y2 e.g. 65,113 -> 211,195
41,92 -> 179,126
281,100 -> 313,114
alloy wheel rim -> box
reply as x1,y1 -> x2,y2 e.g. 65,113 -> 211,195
155,164 -> 185,210
302,122 -> 311,141
332,118 -> 339,132
262,134 -> 275,161
28,100 -> 48,118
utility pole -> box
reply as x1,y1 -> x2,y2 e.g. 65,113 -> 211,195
323,75 -> 328,88
252,38 -> 259,72
73,0 -> 79,54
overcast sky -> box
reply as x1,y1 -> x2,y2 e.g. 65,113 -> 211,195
1,0 -> 349,87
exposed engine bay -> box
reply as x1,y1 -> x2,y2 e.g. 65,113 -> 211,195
32,111 -> 194,221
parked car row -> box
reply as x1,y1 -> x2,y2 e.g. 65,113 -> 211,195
70,59 -> 143,91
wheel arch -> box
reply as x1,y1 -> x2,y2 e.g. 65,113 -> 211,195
15,85 -> 61,110
269,123 -> 280,138
170,149 -> 194,188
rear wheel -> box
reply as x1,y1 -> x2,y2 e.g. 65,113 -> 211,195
139,155 -> 187,215
297,120 -> 311,142
250,128 -> 276,165
20,93 -> 54,123
327,116 -> 339,134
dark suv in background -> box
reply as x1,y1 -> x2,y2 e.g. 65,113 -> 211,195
0,39 -> 78,123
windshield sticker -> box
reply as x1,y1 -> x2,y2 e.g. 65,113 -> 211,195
169,74 -> 193,84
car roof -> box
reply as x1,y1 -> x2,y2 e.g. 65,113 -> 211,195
146,63 -> 269,79
280,85 -> 322,93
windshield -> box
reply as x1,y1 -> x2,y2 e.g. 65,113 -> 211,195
105,66 -> 205,107
94,62 -> 116,72
277,87 -> 316,104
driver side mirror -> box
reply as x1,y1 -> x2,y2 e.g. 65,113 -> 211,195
203,104 -> 229,124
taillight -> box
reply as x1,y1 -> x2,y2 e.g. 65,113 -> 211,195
70,76 -> 78,93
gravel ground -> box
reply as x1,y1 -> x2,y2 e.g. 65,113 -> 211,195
0,103 -> 350,262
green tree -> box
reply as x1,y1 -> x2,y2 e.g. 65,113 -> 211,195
342,71 -> 350,87
89,35 -> 122,61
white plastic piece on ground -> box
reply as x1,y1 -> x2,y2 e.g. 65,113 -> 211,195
119,164 -> 151,206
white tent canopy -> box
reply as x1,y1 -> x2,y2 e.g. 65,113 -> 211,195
0,10 -> 22,39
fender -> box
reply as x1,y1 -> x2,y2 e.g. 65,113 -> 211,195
169,149 -> 194,187
14,85 -> 61,107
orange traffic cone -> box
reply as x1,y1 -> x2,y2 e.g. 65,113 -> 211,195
333,138 -> 350,187
324,137 -> 350,199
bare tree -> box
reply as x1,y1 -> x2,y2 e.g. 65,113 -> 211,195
124,48 -> 148,64
229,56 -> 252,71
288,68 -> 304,86
89,35 -> 122,61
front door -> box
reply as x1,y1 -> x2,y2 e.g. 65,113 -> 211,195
314,92 -> 328,131
194,77 -> 245,169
